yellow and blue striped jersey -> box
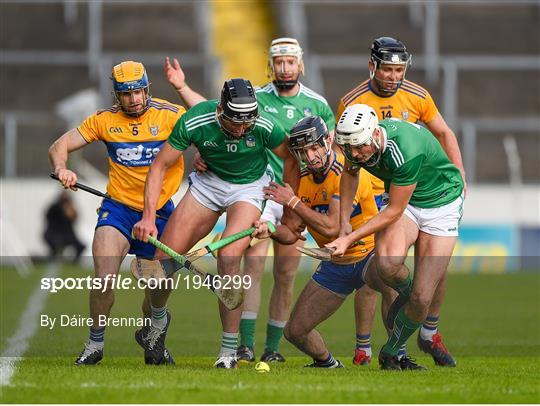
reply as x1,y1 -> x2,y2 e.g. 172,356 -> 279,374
337,79 -> 439,196
298,153 -> 378,263
78,98 -> 186,210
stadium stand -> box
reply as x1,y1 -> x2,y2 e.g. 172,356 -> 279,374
272,0 -> 540,184
0,1 -> 217,177
2,1 -> 538,183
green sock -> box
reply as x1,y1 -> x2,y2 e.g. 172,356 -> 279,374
382,307 -> 422,356
239,315 -> 257,347
265,319 -> 286,352
392,271 -> 413,298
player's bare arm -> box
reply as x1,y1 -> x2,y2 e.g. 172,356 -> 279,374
426,113 -> 467,185
164,56 -> 206,108
133,141 -> 183,242
263,181 -> 340,239
271,141 -> 300,192
327,182 -> 415,256
48,128 -> 89,189
339,163 -> 359,236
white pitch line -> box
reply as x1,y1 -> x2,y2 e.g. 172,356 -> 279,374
0,262 -> 60,387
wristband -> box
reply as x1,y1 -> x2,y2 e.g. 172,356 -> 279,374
286,196 -> 297,206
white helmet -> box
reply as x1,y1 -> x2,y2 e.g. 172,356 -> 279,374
267,37 -> 304,89
335,104 -> 381,166
269,37 -> 303,60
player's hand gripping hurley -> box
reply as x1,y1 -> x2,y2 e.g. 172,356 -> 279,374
296,240 -> 365,261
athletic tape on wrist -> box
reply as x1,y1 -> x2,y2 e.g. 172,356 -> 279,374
286,195 -> 298,206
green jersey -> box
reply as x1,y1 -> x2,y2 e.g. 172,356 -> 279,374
363,119 -> 463,208
256,82 -> 336,184
168,100 -> 285,184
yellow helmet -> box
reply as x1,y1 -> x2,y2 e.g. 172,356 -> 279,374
111,61 -> 151,116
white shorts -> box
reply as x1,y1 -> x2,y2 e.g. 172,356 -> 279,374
260,199 -> 283,224
403,194 -> 464,237
260,194 -> 309,237
188,170 -> 271,213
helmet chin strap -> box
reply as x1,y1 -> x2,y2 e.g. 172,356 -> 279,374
309,140 -> 333,174
369,63 -> 407,96
272,59 -> 302,90
273,79 -> 298,90
364,128 -> 383,166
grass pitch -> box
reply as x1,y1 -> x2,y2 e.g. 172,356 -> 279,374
1,262 -> 539,403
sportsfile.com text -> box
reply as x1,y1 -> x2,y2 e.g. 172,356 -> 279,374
40,274 -> 252,293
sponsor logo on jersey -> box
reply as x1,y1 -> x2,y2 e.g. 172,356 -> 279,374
283,105 -> 295,110
106,141 -> 165,167
301,196 -> 311,204
109,127 -> 123,134
150,125 -> 159,136
303,107 -> 312,117
313,204 -> 329,214
245,135 -> 256,147
203,140 -> 219,147
448,227 -> 457,232
264,106 -> 278,114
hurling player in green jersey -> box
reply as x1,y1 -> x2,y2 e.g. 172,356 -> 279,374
329,104 -> 463,371
133,79 -> 300,369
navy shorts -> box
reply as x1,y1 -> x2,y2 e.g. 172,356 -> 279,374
311,250 -> 374,297
95,199 -> 174,258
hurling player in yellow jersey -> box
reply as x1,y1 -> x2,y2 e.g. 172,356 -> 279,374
252,116 -> 396,368
48,61 -> 185,365
336,37 -> 463,367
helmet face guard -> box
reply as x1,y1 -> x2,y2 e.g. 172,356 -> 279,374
267,38 -> 304,90
217,110 -> 258,139
336,104 -> 381,167
341,142 -> 381,167
369,37 -> 411,94
288,116 -> 331,173
218,78 -> 259,139
111,61 -> 151,116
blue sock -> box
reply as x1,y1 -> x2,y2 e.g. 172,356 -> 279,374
89,327 -> 104,348
397,344 -> 407,359
421,315 -> 439,340
355,333 -> 372,356
317,353 -> 336,366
